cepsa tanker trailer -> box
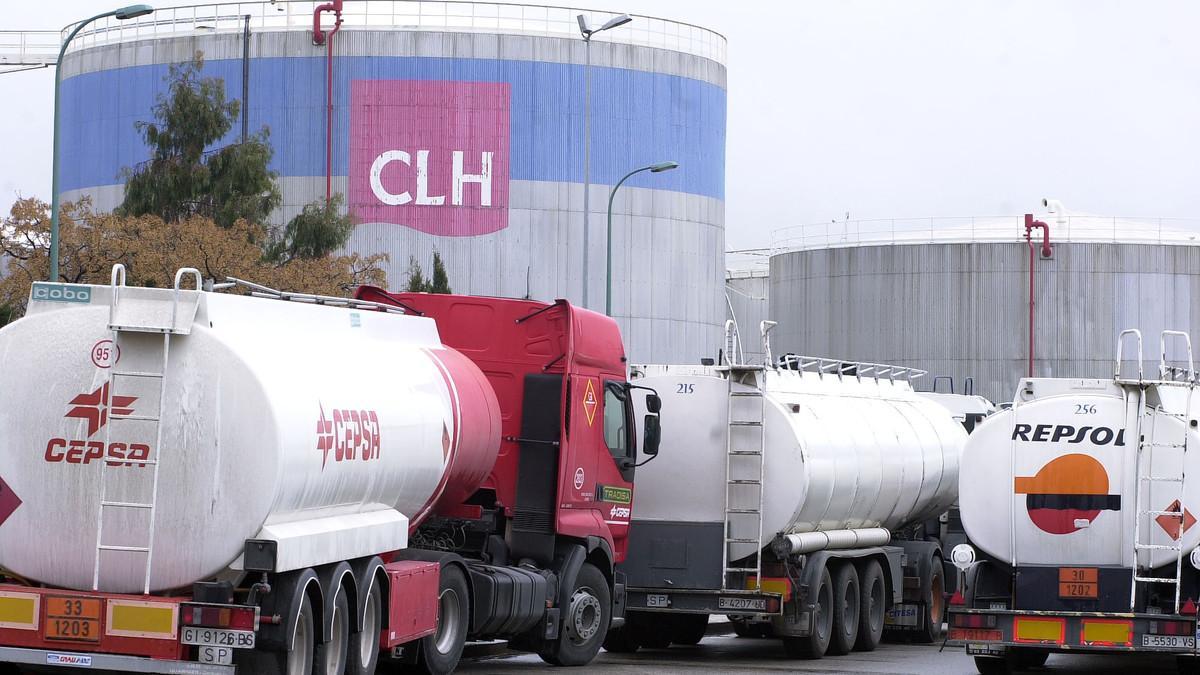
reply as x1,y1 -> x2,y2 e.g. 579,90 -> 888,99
0,266 -> 661,675
603,331 -> 967,660
948,329 -> 1200,674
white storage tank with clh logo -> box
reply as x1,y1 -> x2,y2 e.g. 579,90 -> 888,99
630,358 -> 966,560
0,275 -> 501,593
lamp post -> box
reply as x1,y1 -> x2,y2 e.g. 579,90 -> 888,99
576,12 -> 631,309
605,161 -> 678,316
49,4 -> 154,282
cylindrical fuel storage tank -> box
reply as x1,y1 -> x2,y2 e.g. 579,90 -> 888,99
725,267 -> 769,364
769,215 -> 1200,403
630,363 -> 965,561
0,281 -> 501,593
54,1 -> 728,364
960,376 -> 1200,570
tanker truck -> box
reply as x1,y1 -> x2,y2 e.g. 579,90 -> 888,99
948,329 -> 1200,674
603,324 -> 967,660
0,266 -> 660,674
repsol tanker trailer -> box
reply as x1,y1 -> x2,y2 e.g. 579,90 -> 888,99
0,266 -> 661,674
948,329 -> 1200,674
604,325 -> 967,660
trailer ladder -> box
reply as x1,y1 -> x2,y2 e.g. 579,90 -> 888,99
721,365 -> 767,591
92,266 -> 199,594
1129,330 -> 1196,613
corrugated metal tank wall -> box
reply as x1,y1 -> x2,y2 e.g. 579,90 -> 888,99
55,10 -> 727,364
725,272 -> 769,364
769,242 -> 1200,403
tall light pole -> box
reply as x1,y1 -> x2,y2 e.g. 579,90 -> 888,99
49,4 -> 154,282
606,161 -> 678,316
576,12 -> 631,309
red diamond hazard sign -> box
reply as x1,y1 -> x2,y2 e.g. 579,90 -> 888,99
583,379 -> 598,427
0,476 -> 20,528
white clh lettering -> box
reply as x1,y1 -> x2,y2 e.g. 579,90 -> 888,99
369,150 -> 494,207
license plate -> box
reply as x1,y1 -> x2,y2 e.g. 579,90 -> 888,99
885,603 -> 920,627
1059,567 -> 1098,599
1143,634 -> 1195,649
966,642 -> 1007,656
646,594 -> 670,608
719,597 -> 766,611
44,596 -> 102,643
181,626 -> 256,649
197,645 -> 234,665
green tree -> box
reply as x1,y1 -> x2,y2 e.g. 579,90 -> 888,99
118,52 -> 281,228
404,252 -> 453,294
267,194 -> 357,262
0,305 -> 12,328
429,251 -> 452,294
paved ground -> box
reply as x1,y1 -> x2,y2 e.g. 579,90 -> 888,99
459,630 -> 1185,674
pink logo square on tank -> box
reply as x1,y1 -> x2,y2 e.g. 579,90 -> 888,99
349,80 -> 511,236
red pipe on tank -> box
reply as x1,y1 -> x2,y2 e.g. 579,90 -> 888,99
1024,214 -> 1052,377
313,1 -> 343,204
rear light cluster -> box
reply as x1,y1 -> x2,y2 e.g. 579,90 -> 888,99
1151,619 -> 1192,636
952,613 -> 997,629
181,603 -> 258,631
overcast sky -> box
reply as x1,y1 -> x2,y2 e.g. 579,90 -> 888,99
4,1 -> 1200,250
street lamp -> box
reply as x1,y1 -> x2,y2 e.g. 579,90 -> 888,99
605,161 -> 678,316
576,12 -> 632,309
49,4 -> 154,282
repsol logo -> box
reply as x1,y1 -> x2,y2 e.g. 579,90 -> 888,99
1012,424 -> 1126,446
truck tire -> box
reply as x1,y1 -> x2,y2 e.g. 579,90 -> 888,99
669,614 -> 709,646
314,585 -> 350,675
973,655 -> 1013,675
236,584 -> 317,675
414,565 -> 469,675
539,563 -> 611,666
828,563 -> 860,656
781,566 -> 833,659
347,581 -> 382,675
1011,648 -> 1048,669
602,624 -> 642,653
915,558 -> 945,643
854,560 -> 885,652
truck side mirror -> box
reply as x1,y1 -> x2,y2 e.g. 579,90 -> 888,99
645,393 -> 662,414
643,415 -> 661,456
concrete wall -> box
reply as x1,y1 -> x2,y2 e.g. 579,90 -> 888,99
56,25 -> 727,364
769,242 -> 1200,403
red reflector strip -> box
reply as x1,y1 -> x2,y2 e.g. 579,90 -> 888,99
951,613 -> 997,629
949,628 -> 1002,642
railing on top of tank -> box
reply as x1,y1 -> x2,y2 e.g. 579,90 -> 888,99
60,0 -> 727,64
776,354 -> 927,384
772,215 -> 1200,252
0,31 -> 60,69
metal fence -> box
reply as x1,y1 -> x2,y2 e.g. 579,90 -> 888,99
61,0 -> 727,63
772,215 -> 1200,252
0,31 -> 60,70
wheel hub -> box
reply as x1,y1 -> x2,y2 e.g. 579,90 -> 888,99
568,589 -> 602,642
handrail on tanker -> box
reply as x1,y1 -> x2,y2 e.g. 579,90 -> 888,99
1159,330 -> 1196,384
775,353 -> 926,385
1115,328 -> 1144,382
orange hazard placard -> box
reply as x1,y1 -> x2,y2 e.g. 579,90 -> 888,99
583,380 -> 598,427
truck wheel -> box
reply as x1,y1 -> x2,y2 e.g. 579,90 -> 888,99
781,566 -> 833,659
347,581 -> 382,675
670,614 -> 709,646
602,624 -> 642,653
414,566 -> 469,675
828,563 -> 860,656
974,655 -> 1013,675
539,563 -> 611,666
915,557 -> 945,643
235,591 -> 316,675
854,560 -> 885,652
314,585 -> 349,675
1177,655 -> 1200,674
1011,648 -> 1048,668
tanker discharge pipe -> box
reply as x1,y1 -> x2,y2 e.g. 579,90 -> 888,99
771,527 -> 892,557
1024,213 -> 1052,377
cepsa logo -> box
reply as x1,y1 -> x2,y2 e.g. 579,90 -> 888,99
349,80 -> 511,237
45,383 -> 151,467
317,404 -> 381,470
